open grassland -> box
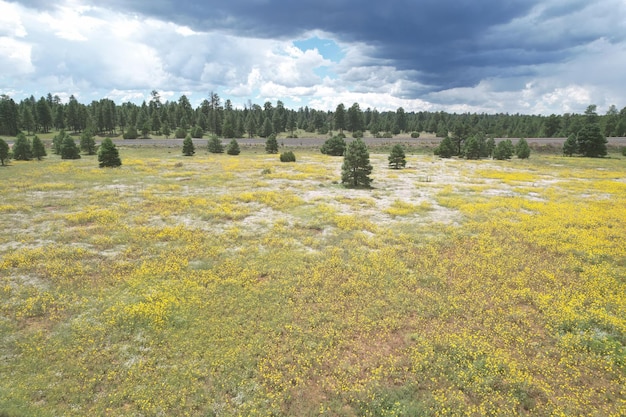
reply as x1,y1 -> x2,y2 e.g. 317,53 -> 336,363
0,148 -> 625,416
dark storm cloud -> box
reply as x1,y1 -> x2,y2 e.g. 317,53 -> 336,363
6,0 -> 626,113
95,0 -> 546,90
11,0 -> 622,92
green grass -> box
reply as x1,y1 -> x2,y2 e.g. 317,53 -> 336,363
0,148 -> 625,416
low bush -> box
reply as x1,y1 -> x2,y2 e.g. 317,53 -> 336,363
280,151 -> 296,162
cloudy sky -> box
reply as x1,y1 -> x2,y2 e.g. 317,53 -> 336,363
1,0 -> 625,114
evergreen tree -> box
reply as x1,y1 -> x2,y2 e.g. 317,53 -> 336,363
484,137 -> 496,158
388,144 -> 406,169
245,112 -> 257,138
493,139 -> 514,160
320,135 -> 346,156
462,135 -> 481,159
265,133 -> 279,154
80,129 -> 97,155
21,106 -> 35,135
395,107 -> 407,133
341,138 -> 373,188
52,130 -> 68,154
577,105 -> 607,157
261,117 -> 273,138
0,138 -> 10,165
226,139 -> 240,155
12,133 -> 32,160
60,135 -> 81,159
98,137 -> 122,167
162,121 -> 171,138
515,138 -> 531,159
207,136 -> 224,153
334,103 -> 346,133
31,135 -> 46,160
563,135 -> 578,156
36,97 -> 53,133
222,114 -> 235,138
182,134 -> 195,156
434,136 -> 455,158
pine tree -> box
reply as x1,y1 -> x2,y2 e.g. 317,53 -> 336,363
563,135 -> 578,156
260,118 -> 272,138
12,133 -> 32,160
515,138 -> 531,159
462,135 -> 481,159
226,139 -> 240,155
182,134 -> 195,156
0,138 -> 9,165
80,129 -> 97,155
341,138 -> 373,188
434,136 -> 455,158
320,135 -> 346,156
52,130 -> 68,154
98,137 -> 122,167
31,135 -> 46,160
493,140 -> 514,160
207,136 -> 224,153
388,144 -> 406,169
61,135 -> 81,159
265,133 -> 279,154
577,106 -> 607,157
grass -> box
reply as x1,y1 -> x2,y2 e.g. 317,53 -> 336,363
0,147 -> 625,416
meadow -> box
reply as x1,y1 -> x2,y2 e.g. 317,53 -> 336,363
0,145 -> 624,416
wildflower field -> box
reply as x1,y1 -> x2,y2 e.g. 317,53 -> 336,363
0,147 -> 625,416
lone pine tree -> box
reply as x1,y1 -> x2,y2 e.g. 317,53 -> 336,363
182,134 -> 195,156
341,138 -> 373,188
388,144 -> 406,169
98,137 -> 122,167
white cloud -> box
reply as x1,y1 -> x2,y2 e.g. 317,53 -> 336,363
0,37 -> 34,74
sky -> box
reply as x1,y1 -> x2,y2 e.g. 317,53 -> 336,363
1,0 -> 626,115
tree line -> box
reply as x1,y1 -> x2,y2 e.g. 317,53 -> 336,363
2,91 -> 626,140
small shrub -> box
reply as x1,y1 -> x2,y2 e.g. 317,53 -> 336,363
175,127 -> 187,139
352,130 -> 363,139
410,131 -> 420,138
190,125 -> 204,138
123,126 -> 139,140
280,151 -> 296,162
622,147 -> 626,156
261,168 -> 272,175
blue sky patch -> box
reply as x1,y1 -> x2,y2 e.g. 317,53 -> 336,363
293,37 -> 345,63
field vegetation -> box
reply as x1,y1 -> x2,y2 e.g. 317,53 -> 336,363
0,146 -> 625,416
